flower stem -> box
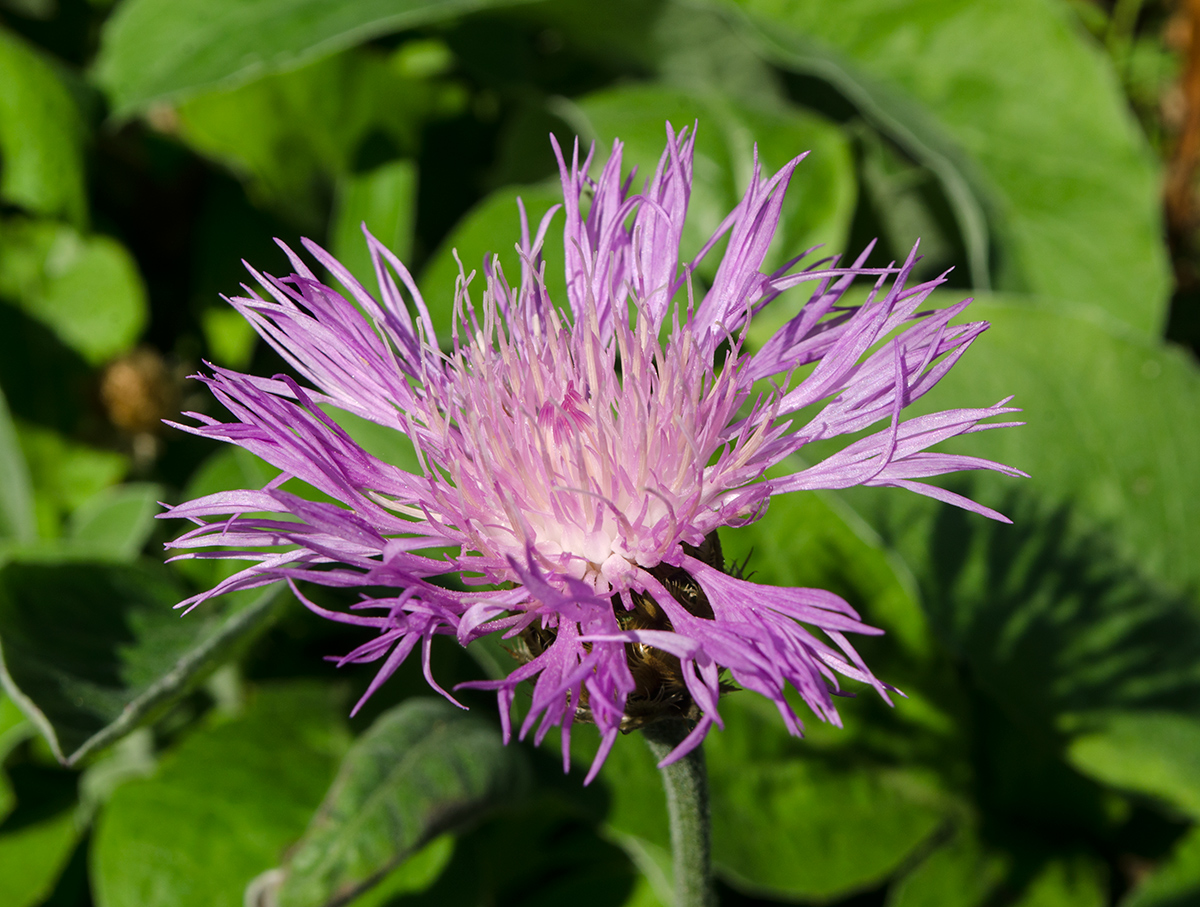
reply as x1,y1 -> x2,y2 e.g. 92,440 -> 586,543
642,719 -> 715,907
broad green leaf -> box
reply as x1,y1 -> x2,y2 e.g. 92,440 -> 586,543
0,560 -> 284,765
716,0 -> 1170,335
1066,713 -> 1200,820
15,420 -> 127,542
0,29 -> 86,224
1122,826 -> 1200,907
66,482 -> 163,561
94,0 -> 531,116
705,695 -> 946,900
275,698 -> 531,907
0,808 -> 79,907
173,49 -> 460,228
844,295 -> 1200,609
0,219 -> 148,365
570,83 -> 856,281
0,387 -> 34,545
888,824 -> 1007,907
331,159 -> 418,289
92,682 -> 349,907
418,182 -> 566,338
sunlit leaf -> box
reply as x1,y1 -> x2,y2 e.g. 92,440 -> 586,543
417,182 -> 565,337
92,682 -> 349,907
0,29 -> 86,224
570,82 -> 856,280
716,0 -> 1170,334
0,219 -> 148,366
1067,712 -> 1200,820
95,0 -> 531,115
65,483 -> 163,561
0,560 -> 284,765
0,807 -> 79,907
275,698 -> 531,907
172,49 -> 458,228
331,159 -> 418,289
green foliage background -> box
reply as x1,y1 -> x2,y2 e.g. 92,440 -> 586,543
1,1 -> 1198,906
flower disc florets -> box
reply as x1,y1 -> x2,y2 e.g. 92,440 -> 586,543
165,124 -> 1023,781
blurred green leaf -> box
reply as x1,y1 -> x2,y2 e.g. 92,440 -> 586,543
0,219 -> 148,365
14,421 -> 128,541
341,835 -> 454,907
0,388 -> 34,545
0,560 -> 284,765
0,29 -> 86,225
717,0 -> 1170,334
1122,826 -> 1200,907
92,681 -> 349,907
569,83 -> 856,281
66,482 -> 163,561
331,159 -> 418,288
173,49 -> 459,228
0,691 -> 28,824
183,446 -> 278,502
1011,857 -> 1107,907
275,698 -> 530,907
888,824 -> 1007,907
200,306 -> 259,369
0,807 -> 79,907
94,0 -> 520,115
1067,713 -> 1200,821
418,182 -> 565,337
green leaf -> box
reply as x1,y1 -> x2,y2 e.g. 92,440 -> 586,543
0,219 -> 148,365
568,83 -> 856,282
715,0 -> 1170,335
0,560 -> 284,765
0,29 -> 86,224
590,700 -> 947,903
417,182 -> 566,338
65,482 -> 163,561
331,159 -> 418,289
1122,825 -> 1200,907
341,835 -> 455,907
275,698 -> 531,907
705,695 -> 946,901
847,295 -> 1200,610
1011,857 -> 1106,907
172,50 -> 457,228
0,387 -> 34,545
94,0 -> 530,116
1066,713 -> 1200,821
888,824 -> 1007,907
0,808 -> 79,907
92,681 -> 349,907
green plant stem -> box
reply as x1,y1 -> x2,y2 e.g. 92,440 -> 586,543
642,719 -> 715,907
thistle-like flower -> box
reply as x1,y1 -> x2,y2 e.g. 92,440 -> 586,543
165,125 -> 1022,781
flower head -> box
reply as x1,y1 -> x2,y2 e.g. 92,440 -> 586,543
165,124 -> 1023,781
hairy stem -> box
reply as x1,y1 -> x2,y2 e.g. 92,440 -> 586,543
642,719 -> 715,907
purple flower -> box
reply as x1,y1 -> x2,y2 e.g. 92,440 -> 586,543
165,125 -> 1023,782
